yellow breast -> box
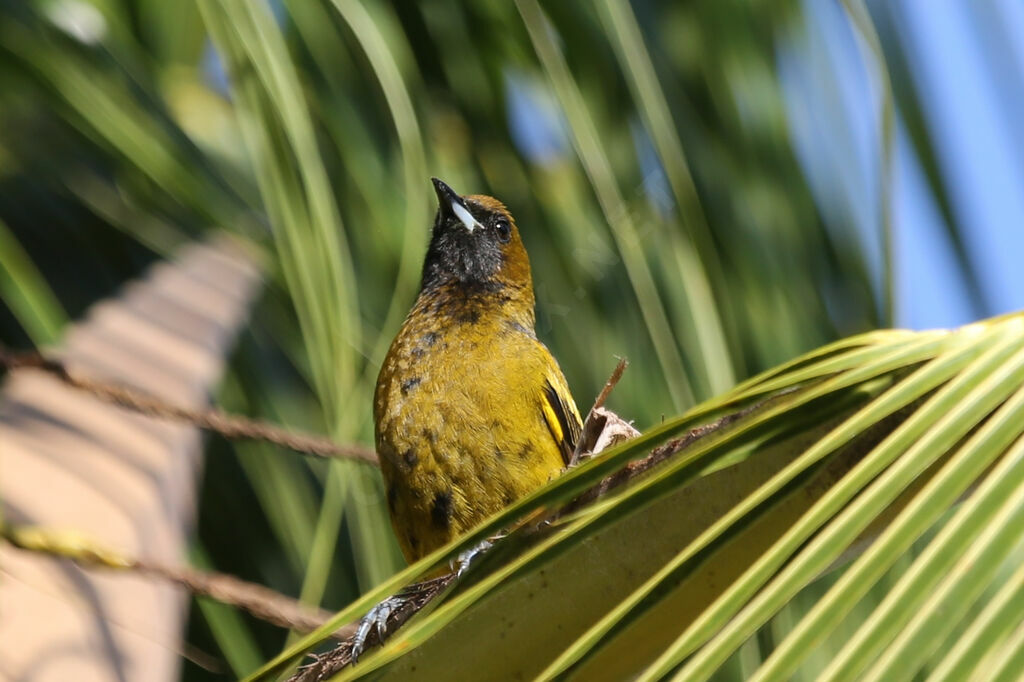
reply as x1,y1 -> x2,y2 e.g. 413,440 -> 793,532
374,305 -> 576,562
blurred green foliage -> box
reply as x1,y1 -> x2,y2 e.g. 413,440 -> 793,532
0,0 -> 984,678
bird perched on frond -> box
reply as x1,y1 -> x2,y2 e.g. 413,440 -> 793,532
374,178 -> 582,562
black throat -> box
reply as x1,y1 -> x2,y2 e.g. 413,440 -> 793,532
420,214 -> 503,294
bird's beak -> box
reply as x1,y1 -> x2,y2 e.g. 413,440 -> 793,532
432,177 -> 482,233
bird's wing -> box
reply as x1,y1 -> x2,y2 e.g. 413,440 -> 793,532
541,369 -> 583,467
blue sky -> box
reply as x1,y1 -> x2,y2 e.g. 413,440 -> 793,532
783,0 -> 1024,330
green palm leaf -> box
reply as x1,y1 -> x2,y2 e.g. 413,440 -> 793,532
247,312 -> 1024,680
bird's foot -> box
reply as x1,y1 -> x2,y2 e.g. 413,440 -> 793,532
349,539 -> 499,663
350,594 -> 405,664
452,539 -> 494,578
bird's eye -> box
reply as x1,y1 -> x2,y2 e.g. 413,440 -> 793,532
494,217 -> 511,243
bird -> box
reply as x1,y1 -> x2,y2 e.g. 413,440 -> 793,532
373,177 -> 583,563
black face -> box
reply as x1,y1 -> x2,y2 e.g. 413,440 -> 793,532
420,178 -> 513,292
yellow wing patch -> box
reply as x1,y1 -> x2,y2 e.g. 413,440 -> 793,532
542,375 -> 583,466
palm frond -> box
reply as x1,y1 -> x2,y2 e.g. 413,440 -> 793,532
249,313 -> 1024,680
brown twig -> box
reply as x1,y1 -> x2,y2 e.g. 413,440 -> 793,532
570,357 -> 629,466
0,344 -> 378,464
1,521 -> 343,638
593,357 -> 628,412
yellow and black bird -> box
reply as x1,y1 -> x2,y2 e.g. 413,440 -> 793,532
374,178 -> 582,563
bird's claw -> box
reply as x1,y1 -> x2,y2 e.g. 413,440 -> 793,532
350,595 -> 402,663
350,539 -> 496,663
453,539 -> 493,578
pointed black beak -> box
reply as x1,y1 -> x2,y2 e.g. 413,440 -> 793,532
431,177 -> 481,232
432,177 -> 463,213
